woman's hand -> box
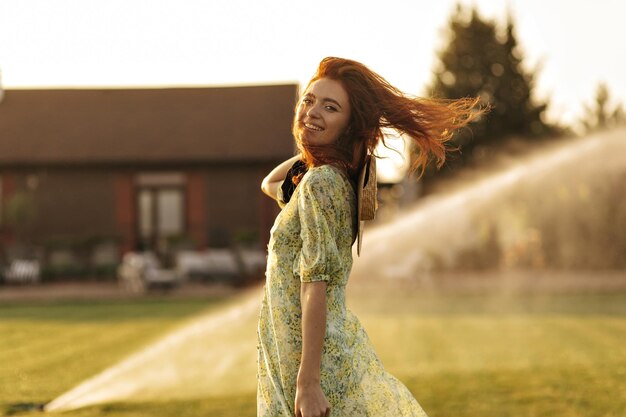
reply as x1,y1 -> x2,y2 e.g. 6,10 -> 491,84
294,379 -> 331,417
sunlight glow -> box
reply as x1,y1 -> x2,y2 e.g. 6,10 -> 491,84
375,131 -> 410,183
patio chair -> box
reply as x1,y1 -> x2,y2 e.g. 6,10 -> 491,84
3,259 -> 41,284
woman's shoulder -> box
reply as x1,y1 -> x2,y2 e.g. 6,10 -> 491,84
304,164 -> 347,186
301,164 -> 354,198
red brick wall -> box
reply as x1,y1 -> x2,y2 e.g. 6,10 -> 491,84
31,169 -> 116,237
0,164 -> 282,255
205,164 -> 279,248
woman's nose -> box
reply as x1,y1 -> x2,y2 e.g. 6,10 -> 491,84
306,105 -> 320,118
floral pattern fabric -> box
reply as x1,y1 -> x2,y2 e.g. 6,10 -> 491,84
257,164 -> 428,417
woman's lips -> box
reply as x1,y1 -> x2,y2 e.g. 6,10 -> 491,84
303,122 -> 324,132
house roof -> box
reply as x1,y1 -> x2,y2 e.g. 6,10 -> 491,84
0,84 -> 299,166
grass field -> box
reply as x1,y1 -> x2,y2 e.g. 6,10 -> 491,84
0,296 -> 231,416
350,287 -> 626,417
1,286 -> 626,417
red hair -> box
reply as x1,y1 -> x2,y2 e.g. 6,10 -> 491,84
293,57 -> 487,183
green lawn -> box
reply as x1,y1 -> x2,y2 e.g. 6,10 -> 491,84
1,287 -> 626,417
350,289 -> 626,417
0,296 -> 230,416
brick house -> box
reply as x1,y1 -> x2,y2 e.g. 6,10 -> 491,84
0,84 -> 298,274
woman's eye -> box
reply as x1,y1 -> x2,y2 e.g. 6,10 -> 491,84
325,106 -> 337,112
302,98 -> 313,104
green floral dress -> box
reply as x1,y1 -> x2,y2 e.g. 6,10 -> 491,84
256,164 -> 428,417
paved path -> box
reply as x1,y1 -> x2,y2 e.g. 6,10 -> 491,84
0,280 -> 240,302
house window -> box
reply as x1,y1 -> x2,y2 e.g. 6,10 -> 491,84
135,172 -> 186,254
157,190 -> 183,235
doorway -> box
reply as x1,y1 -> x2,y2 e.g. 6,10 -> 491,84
135,172 -> 186,259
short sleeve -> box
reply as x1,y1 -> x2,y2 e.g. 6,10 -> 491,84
297,169 -> 342,283
275,179 -> 287,209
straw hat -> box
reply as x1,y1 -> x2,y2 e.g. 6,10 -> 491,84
356,153 -> 378,256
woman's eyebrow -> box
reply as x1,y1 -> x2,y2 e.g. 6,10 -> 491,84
323,98 -> 343,109
304,92 -> 344,109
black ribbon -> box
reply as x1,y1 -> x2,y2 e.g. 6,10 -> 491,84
280,159 -> 308,204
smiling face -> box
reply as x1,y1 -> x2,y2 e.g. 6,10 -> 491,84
294,78 -> 351,147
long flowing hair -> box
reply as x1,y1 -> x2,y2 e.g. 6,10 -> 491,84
293,56 -> 488,184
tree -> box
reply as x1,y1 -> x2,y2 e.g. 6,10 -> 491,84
428,4 -> 561,169
580,81 -> 626,133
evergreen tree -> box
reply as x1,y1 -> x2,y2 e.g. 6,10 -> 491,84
428,4 -> 560,168
580,81 -> 626,132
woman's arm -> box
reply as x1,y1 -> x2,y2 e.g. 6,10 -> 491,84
295,281 -> 331,417
260,153 -> 302,200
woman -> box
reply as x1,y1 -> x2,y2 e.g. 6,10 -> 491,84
257,57 -> 485,417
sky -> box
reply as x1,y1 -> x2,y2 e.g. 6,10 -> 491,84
1,0 -> 625,179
